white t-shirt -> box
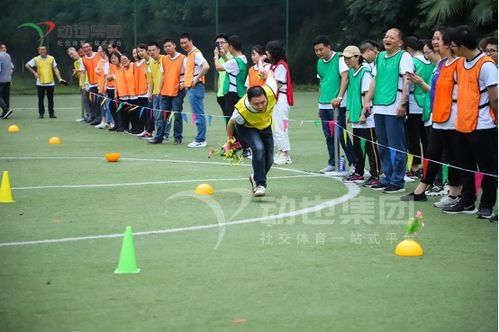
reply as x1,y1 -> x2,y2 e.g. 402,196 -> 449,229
230,77 -> 278,125
352,68 -> 374,129
408,54 -> 431,115
464,53 -> 498,130
222,55 -> 248,93
372,51 -> 413,116
432,57 -> 459,130
27,56 -> 57,86
318,52 -> 349,109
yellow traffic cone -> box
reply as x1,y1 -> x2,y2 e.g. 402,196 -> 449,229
0,171 -> 14,203
114,226 -> 140,274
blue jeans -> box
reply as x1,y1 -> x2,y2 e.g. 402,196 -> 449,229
187,83 -> 206,142
374,114 -> 407,188
156,91 -> 185,142
236,125 -> 274,187
319,107 -> 354,167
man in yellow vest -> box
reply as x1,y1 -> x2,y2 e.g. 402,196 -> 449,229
225,70 -> 277,197
67,47 -> 85,122
25,46 -> 66,118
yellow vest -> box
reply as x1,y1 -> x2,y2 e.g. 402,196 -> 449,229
148,55 -> 164,95
235,85 -> 276,130
74,59 -> 84,87
34,56 -> 55,84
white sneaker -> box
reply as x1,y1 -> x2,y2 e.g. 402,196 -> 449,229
254,185 -> 266,197
433,195 -> 460,208
320,165 -> 335,173
95,122 -> 107,129
109,123 -> 115,129
283,156 -> 292,164
187,141 -> 207,148
136,131 -> 147,137
273,155 -> 287,165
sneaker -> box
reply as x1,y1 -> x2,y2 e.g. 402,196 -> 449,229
254,185 -> 266,197
173,139 -> 182,145
363,176 -> 378,187
425,185 -> 446,197
404,175 -> 415,183
138,132 -> 152,140
95,122 -> 107,129
343,173 -> 365,183
148,139 -> 162,144
383,185 -> 405,194
400,191 -> 427,201
187,141 -> 207,148
2,109 -> 13,119
320,165 -> 335,174
433,195 -> 460,208
476,207 -> 494,220
136,131 -> 150,138
273,156 -> 287,165
75,118 -> 85,122
442,202 -> 477,215
109,123 -> 115,129
49,114 -> 57,119
406,169 -> 422,179
39,114 -> 44,119
371,182 -> 388,191
248,174 -> 256,192
242,148 -> 252,158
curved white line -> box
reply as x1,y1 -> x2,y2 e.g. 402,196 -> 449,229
0,156 -> 359,247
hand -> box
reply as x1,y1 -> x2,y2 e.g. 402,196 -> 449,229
213,47 -> 219,58
179,83 -> 185,90
192,77 -> 198,86
148,95 -> 152,103
34,72 -> 39,79
331,97 -> 342,108
407,72 -> 424,85
359,113 -> 366,124
396,103 -> 406,118
59,79 -> 68,86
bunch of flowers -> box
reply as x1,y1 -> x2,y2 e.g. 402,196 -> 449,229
208,137 -> 243,165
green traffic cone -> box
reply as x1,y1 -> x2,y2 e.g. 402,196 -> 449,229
114,226 -> 140,274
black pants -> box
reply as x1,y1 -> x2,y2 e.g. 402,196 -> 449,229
87,86 -> 100,121
421,128 -> 460,187
37,85 -> 55,115
217,95 -> 226,125
0,82 -> 11,113
406,113 -> 428,167
353,127 -> 381,177
456,128 -> 498,209
225,92 -> 248,148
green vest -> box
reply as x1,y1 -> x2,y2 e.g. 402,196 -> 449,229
373,50 -> 404,106
347,66 -> 371,123
317,52 -> 341,104
217,54 -> 232,97
223,56 -> 247,97
413,57 -> 435,121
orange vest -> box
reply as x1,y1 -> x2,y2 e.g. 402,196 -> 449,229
456,55 -> 495,133
134,60 -> 148,96
96,59 -> 106,94
184,48 -> 205,87
160,53 -> 186,96
82,53 -> 101,85
115,64 -> 135,99
247,66 -> 266,88
107,63 -> 116,89
432,59 -> 458,123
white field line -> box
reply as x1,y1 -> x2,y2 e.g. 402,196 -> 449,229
0,156 -> 357,247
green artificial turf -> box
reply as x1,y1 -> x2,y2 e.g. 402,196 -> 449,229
0,94 -> 496,332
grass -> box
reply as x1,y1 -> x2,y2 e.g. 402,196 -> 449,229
0,93 -> 497,331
